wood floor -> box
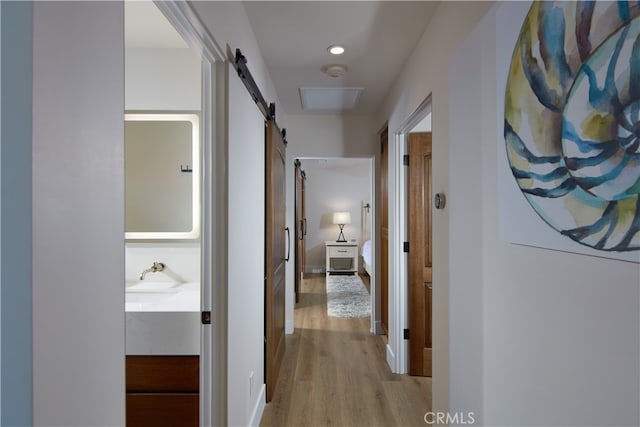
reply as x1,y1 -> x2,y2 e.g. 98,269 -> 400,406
260,274 -> 432,427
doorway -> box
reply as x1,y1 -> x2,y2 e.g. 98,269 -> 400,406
293,158 -> 376,332
387,96 -> 432,376
123,2 -> 223,425
124,3 -> 202,425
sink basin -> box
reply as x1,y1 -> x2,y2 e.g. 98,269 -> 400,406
125,282 -> 182,293
125,282 -> 182,309
126,292 -> 177,304
125,281 -> 199,312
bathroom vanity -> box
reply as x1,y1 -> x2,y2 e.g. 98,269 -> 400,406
126,355 -> 199,426
125,281 -> 200,426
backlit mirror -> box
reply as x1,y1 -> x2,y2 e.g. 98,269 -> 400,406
125,113 -> 200,239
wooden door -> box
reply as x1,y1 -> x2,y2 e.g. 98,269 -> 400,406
294,160 -> 305,303
408,132 -> 433,377
380,127 -> 389,335
265,120 -> 287,401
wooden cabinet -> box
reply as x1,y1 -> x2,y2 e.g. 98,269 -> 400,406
126,355 -> 199,427
325,241 -> 358,276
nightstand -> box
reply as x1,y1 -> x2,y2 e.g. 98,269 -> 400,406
325,241 -> 358,276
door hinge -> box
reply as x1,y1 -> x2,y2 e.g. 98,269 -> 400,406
403,154 -> 409,166
201,311 -> 211,325
404,328 -> 410,340
403,241 -> 409,253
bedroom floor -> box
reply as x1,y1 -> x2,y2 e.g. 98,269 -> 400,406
260,274 -> 432,427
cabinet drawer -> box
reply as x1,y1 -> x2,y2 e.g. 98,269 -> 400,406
328,246 -> 356,257
127,393 -> 198,427
126,355 -> 199,393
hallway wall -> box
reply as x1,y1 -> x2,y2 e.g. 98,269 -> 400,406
380,1 -> 640,425
376,1 -> 492,417
31,2 -> 125,425
453,3 -> 639,425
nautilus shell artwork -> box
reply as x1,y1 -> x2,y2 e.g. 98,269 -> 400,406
505,1 -> 640,252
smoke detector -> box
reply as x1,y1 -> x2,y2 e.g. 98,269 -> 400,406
322,64 -> 348,78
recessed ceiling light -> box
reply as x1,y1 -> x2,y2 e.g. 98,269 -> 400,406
328,45 -> 345,55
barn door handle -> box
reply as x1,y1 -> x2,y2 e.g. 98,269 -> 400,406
303,218 -> 307,236
284,227 -> 291,262
298,220 -> 304,240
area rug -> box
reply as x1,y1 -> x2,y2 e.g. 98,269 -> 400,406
326,275 -> 371,318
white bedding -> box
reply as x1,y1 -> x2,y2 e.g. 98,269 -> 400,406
361,240 -> 373,274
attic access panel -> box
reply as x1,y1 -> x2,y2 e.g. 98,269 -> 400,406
299,87 -> 363,111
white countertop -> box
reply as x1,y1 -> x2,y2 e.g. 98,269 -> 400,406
125,281 -> 200,312
125,281 -> 201,355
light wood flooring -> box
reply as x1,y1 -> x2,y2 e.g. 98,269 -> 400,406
260,274 -> 432,427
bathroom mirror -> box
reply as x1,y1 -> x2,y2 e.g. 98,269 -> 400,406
125,113 -> 200,239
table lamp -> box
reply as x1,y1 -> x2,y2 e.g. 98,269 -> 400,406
332,211 -> 351,242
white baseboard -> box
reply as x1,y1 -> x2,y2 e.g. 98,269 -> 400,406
248,384 -> 266,427
372,320 -> 384,335
306,265 -> 325,275
285,319 -> 294,334
386,343 -> 396,373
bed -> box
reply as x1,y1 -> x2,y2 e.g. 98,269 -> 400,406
361,239 -> 373,276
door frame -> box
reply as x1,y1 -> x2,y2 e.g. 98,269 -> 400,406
291,156 -> 376,335
153,3 -> 226,426
388,95 -> 432,375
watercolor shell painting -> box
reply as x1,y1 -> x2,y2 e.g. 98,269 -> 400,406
505,1 -> 640,252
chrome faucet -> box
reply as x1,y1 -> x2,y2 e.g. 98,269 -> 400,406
139,262 -> 166,280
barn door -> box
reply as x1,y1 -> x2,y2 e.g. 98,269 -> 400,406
408,132 -> 432,377
265,120 -> 287,401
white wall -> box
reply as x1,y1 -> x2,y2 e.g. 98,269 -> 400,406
376,1 -> 492,415
227,63 -> 266,427
124,45 -> 202,289
381,0 -> 640,425
463,3 -> 638,425
283,114 -> 376,333
191,2 -> 280,110
300,158 -> 371,273
31,2 -> 125,425
125,47 -> 200,111
448,9 -> 491,422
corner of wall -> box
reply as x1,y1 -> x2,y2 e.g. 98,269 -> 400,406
248,384 -> 266,427
285,319 -> 294,335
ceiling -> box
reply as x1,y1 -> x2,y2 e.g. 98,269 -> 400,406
124,0 -> 187,49
125,1 -> 438,115
243,1 -> 438,115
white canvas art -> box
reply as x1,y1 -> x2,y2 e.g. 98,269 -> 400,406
497,1 -> 640,263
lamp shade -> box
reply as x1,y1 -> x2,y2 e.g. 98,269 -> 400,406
332,211 -> 351,225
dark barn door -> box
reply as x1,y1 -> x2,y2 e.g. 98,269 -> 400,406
265,120 -> 287,401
